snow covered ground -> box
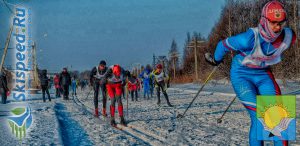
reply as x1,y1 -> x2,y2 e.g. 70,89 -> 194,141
0,81 -> 299,145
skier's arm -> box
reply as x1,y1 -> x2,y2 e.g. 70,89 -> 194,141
104,68 -> 112,79
214,29 -> 255,62
89,67 -> 96,85
139,71 -> 144,79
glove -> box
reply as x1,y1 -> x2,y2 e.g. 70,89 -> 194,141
167,83 -> 170,88
205,53 -> 222,66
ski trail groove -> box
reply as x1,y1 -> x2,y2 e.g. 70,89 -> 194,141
74,93 -> 164,145
54,102 -> 93,146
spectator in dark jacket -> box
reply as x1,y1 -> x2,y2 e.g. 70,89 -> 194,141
59,68 -> 71,100
0,72 -> 9,104
40,69 -> 51,102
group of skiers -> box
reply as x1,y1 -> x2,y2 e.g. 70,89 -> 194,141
89,60 -> 173,126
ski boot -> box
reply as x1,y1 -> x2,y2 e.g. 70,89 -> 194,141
102,108 -> 107,117
120,116 -> 127,126
157,100 -> 161,105
94,108 -> 99,117
167,102 -> 173,107
110,117 -> 117,127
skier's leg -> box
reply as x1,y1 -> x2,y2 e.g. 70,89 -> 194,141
42,86 -> 46,102
135,90 -> 138,101
256,70 -> 288,146
101,84 -> 107,116
93,83 -> 100,116
1,88 -> 6,104
156,85 -> 161,105
115,84 -> 126,125
46,88 -> 51,101
144,83 -> 149,99
161,82 -> 172,106
143,85 -> 146,99
129,91 -> 134,101
231,75 -> 263,146
110,96 -> 116,125
62,87 -> 67,99
107,84 -> 117,125
151,85 -> 154,98
55,88 -> 58,97
57,88 -> 61,97
65,85 -> 69,99
1,90 -> 4,104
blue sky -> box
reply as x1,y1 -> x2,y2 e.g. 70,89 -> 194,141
0,0 -> 225,72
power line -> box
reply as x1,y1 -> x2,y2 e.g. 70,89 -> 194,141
2,0 -> 13,14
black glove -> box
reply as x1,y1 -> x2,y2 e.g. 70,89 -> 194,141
167,83 -> 170,88
205,53 -> 222,66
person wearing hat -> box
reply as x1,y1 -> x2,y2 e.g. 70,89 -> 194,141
39,69 -> 51,102
53,74 -> 61,98
105,64 -> 127,126
90,60 -> 108,117
205,1 -> 296,145
59,68 -> 71,100
150,64 -> 173,107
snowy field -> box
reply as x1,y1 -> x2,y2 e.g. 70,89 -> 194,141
0,81 -> 300,146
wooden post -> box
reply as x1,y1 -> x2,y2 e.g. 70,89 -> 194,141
0,26 -> 13,73
194,38 -> 198,81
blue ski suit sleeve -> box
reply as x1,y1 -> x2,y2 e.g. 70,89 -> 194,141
214,29 -> 255,62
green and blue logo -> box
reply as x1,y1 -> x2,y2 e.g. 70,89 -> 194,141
7,107 -> 32,140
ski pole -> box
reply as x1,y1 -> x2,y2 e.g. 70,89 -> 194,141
84,88 -> 93,100
126,84 -> 129,118
177,66 -> 218,119
127,90 -> 129,118
217,96 -> 236,124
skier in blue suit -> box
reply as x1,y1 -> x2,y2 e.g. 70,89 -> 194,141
205,1 -> 296,146
139,65 -> 152,99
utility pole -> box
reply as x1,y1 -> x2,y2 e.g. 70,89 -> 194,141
32,42 -> 41,88
187,38 -> 205,81
0,26 -> 13,73
169,52 -> 179,79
